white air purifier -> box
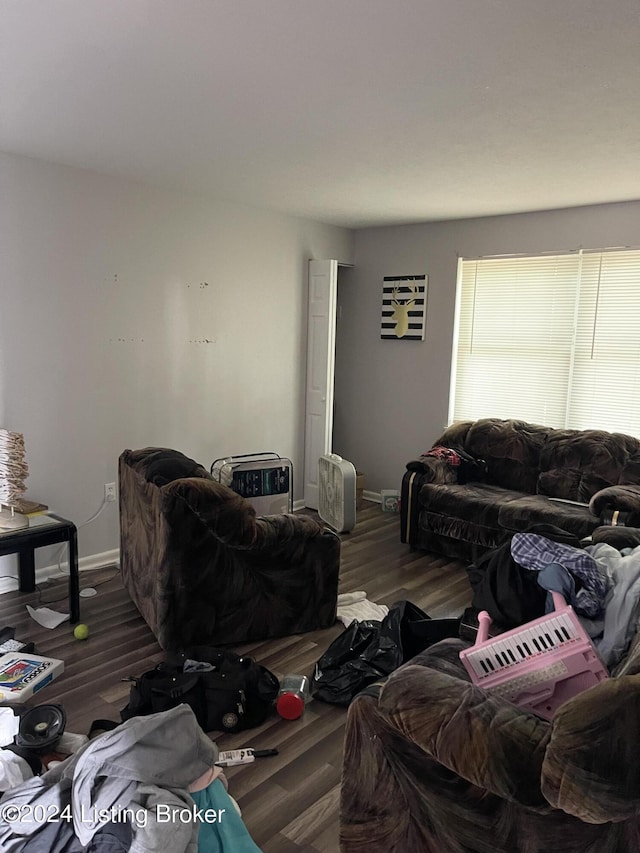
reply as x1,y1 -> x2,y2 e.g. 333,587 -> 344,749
318,454 -> 357,533
211,453 -> 293,515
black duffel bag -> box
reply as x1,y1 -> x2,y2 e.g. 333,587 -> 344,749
121,646 -> 279,733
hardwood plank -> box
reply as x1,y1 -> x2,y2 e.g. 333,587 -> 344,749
244,764 -> 338,848
0,502 -> 471,852
281,783 -> 342,847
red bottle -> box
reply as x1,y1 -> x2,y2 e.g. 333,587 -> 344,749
276,675 -> 310,720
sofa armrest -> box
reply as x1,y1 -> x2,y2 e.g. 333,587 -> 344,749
378,661 -> 551,809
589,484 -> 640,521
591,525 -> 640,549
254,512 -> 328,548
541,674 -> 640,823
405,456 -> 458,485
254,515 -> 341,583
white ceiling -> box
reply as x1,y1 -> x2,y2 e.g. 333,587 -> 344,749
2,0 -> 640,228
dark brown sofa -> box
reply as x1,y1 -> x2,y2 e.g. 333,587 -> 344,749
340,634 -> 640,853
401,418 -> 640,562
119,447 -> 341,650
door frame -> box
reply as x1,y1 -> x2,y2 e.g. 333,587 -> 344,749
303,259 -> 352,509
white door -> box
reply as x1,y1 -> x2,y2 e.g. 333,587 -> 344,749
303,259 -> 338,509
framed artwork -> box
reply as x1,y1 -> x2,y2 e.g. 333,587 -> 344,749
380,275 -> 427,340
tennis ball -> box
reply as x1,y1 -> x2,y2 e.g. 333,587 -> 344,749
73,623 -> 89,641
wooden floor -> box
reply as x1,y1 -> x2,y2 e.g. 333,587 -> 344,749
0,503 -> 471,852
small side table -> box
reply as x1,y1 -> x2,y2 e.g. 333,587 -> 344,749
0,513 -> 79,624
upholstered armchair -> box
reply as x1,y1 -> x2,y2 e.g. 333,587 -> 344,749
119,448 -> 340,650
340,636 -> 640,852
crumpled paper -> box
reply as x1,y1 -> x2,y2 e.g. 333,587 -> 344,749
26,605 -> 69,628
0,707 -> 20,747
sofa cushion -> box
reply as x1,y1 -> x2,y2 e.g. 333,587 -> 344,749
431,420 -> 473,451
498,494 -> 599,539
418,512 -> 506,557
619,450 -> 640,486
462,419 -> 550,494
538,429 -> 640,502
163,477 -> 258,548
419,482 -> 527,527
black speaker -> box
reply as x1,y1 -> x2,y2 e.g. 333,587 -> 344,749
15,704 -> 66,754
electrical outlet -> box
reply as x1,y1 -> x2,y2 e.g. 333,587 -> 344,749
104,482 -> 117,502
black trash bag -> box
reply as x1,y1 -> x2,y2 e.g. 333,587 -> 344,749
311,600 -> 460,706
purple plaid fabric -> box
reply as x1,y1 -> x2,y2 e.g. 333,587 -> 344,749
510,533 -> 609,618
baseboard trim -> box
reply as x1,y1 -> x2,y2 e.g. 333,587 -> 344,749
36,548 -> 121,585
293,493 -> 381,511
0,548 -> 121,595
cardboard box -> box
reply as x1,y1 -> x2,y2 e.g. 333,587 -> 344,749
0,652 -> 64,703
381,489 -> 400,512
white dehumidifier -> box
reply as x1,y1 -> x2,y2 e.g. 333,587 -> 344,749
318,454 -> 357,533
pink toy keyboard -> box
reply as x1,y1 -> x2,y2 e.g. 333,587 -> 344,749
459,592 -> 609,720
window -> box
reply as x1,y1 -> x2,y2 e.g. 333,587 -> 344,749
450,248 -> 640,436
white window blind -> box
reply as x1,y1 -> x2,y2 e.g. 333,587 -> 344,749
450,248 -> 640,436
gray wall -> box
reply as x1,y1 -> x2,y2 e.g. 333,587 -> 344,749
0,152 -> 353,569
333,200 -> 640,496
3,150 -> 639,568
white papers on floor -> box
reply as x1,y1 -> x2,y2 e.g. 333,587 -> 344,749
0,707 -> 20,747
0,751 -> 32,792
336,591 -> 389,627
26,605 -> 69,628
0,709 -> 30,792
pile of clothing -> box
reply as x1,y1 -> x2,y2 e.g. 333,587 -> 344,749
0,705 -> 262,852
467,524 -> 640,669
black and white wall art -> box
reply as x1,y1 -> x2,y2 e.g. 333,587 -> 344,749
380,275 -> 427,340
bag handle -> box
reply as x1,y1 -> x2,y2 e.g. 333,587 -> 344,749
150,673 -> 200,700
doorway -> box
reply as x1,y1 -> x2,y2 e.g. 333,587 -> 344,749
303,259 -> 351,508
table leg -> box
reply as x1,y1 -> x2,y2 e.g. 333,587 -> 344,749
18,549 -> 36,593
68,526 -> 80,624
